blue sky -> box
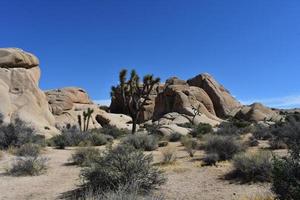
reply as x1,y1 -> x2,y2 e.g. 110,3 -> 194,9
0,0 -> 299,108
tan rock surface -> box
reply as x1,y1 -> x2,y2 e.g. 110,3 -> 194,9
187,73 -> 241,117
0,48 -> 58,137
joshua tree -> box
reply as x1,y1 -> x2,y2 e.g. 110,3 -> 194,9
77,108 -> 94,132
111,69 -> 160,134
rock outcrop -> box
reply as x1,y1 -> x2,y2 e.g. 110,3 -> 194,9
0,48 -> 58,137
46,87 -> 136,131
235,103 -> 282,122
153,77 -> 221,124
187,73 -> 241,118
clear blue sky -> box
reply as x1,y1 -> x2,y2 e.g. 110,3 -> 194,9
0,0 -> 300,108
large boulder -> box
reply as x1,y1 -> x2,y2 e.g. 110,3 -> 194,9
46,87 -> 134,131
187,73 -> 241,118
46,87 -> 92,115
153,77 -> 221,122
0,48 -> 58,137
235,103 -> 282,122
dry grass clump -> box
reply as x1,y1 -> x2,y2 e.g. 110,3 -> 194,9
14,143 -> 41,157
161,146 -> 177,164
70,147 -> 100,166
8,155 -> 48,176
181,136 -> 198,157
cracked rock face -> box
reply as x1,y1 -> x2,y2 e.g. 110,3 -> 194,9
0,48 -> 58,138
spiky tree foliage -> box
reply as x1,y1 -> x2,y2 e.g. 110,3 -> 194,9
111,69 -> 160,134
78,108 -> 94,132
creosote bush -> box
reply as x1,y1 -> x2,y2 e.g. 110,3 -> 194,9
122,133 -> 158,151
8,155 -> 48,176
168,132 -> 182,142
202,153 -> 219,166
14,143 -> 41,157
100,125 -> 129,139
49,126 -> 112,149
204,134 -> 245,161
231,151 -> 272,182
70,147 -> 100,166
0,118 -> 44,149
190,123 -> 213,138
80,144 -> 165,194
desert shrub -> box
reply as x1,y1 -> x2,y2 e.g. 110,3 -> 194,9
270,117 -> 300,200
14,143 -> 41,157
177,122 -> 194,129
190,123 -> 213,138
204,134 -> 245,161
269,139 -> 288,150
86,132 -> 112,146
50,127 -> 111,149
0,151 -> 3,160
80,144 -> 165,194
181,137 -> 198,157
122,134 -> 158,151
100,125 -> 129,139
231,151 -> 272,182
253,124 -> 272,140
158,141 -> 168,147
202,153 -> 219,166
168,132 -> 182,142
144,123 -> 163,139
8,155 -> 48,176
272,156 -> 300,200
247,136 -> 259,147
161,146 -> 177,164
71,185 -> 165,200
70,147 -> 100,166
216,122 -> 239,135
0,119 -> 44,149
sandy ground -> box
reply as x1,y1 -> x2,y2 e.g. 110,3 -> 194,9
0,141 -> 279,200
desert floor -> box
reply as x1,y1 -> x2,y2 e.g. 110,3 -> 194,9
0,141 -> 279,200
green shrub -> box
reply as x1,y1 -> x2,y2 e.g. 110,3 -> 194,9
0,119 -> 44,149
190,123 -> 213,138
70,147 -> 100,166
216,122 -> 239,135
14,143 -> 41,157
272,156 -> 300,200
271,117 -> 300,200
204,134 -> 245,161
253,125 -> 272,140
177,122 -> 194,128
168,132 -> 182,142
80,144 -> 165,194
8,155 -> 48,176
231,151 -> 272,182
247,136 -> 259,147
100,125 -> 129,139
202,153 -> 219,166
70,185 -> 165,200
49,127 -> 112,149
122,134 -> 158,151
